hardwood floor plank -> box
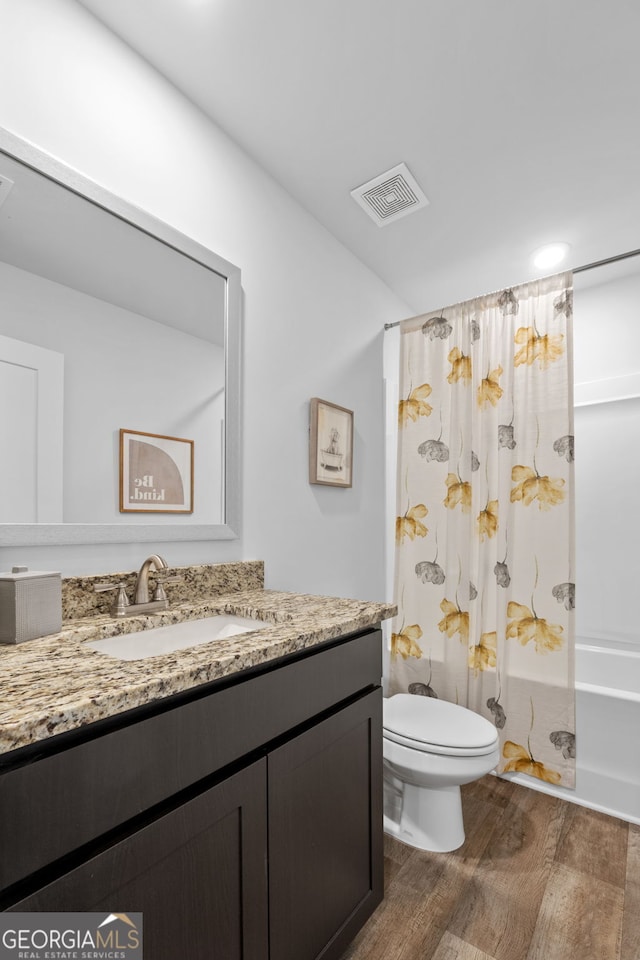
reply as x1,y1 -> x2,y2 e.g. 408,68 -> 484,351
341,836 -> 452,960
431,932 -> 497,960
555,802 -> 628,888
342,780 -> 636,960
526,862 -> 623,960
385,831 -> 414,867
395,793 -> 504,932
339,867 -> 443,960
342,794 -> 499,960
621,824 -> 640,960
462,774 -> 516,811
446,784 -> 568,960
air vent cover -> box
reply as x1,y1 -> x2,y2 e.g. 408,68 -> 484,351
350,163 -> 428,226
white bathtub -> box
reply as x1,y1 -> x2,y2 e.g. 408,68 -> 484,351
502,637 -> 640,824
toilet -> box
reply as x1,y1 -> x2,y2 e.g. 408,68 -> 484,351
383,693 -> 500,853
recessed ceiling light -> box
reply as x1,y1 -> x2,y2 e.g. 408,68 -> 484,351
532,242 -> 570,270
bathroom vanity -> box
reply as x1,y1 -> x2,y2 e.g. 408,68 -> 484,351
0,566 -> 394,960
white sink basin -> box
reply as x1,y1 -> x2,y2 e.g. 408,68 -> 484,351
86,614 -> 266,661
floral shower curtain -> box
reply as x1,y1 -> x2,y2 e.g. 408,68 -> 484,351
390,273 -> 576,787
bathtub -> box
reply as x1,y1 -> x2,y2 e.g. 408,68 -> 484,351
501,637 -> 640,825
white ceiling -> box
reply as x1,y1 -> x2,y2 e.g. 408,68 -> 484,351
76,0 -> 640,313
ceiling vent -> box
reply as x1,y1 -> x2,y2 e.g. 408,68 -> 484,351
350,162 -> 428,226
0,173 -> 14,210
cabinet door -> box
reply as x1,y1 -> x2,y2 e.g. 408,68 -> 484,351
268,689 -> 383,960
7,759 -> 268,960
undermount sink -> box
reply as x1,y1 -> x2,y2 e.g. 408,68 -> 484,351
86,614 -> 266,661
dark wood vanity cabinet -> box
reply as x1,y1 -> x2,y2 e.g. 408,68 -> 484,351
0,627 -> 383,960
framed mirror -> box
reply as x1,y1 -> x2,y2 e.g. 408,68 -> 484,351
0,128 -> 241,545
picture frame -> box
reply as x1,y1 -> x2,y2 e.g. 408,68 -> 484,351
120,429 -> 194,513
309,398 -> 353,488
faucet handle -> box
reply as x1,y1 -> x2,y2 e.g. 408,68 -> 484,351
152,573 -> 181,602
94,581 -> 130,617
94,580 -> 119,593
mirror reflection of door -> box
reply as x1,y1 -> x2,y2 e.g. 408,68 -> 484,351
0,334 -> 63,522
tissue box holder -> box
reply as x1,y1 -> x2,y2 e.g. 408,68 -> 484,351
0,568 -> 62,644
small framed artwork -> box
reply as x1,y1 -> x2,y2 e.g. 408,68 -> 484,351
309,398 -> 353,488
120,429 -> 194,513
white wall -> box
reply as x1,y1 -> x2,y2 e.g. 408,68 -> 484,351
573,264 -> 640,647
0,0 -> 411,597
573,266 -> 640,384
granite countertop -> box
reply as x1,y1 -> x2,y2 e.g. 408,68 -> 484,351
0,588 -> 396,757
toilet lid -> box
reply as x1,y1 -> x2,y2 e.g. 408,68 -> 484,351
383,694 -> 499,756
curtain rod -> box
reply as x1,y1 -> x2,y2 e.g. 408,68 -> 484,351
383,246 -> 640,330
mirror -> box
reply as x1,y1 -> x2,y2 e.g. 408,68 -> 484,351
0,128 -> 240,545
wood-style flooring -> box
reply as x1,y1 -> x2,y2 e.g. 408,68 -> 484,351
341,776 -> 640,960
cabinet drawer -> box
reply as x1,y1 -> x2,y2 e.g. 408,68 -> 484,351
0,628 -> 381,892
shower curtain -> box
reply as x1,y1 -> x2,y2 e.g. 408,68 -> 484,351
391,273 -> 576,787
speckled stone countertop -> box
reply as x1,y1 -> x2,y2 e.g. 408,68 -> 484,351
0,562 -> 395,757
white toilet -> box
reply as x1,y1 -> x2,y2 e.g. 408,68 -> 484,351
383,693 -> 500,853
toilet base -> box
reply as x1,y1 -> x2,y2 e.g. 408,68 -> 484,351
383,779 -> 465,853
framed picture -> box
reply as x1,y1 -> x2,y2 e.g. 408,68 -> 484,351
309,398 -> 353,487
120,429 -> 194,513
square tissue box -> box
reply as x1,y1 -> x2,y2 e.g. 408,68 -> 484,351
0,566 -> 62,644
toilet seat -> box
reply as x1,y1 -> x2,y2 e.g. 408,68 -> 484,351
383,693 -> 499,758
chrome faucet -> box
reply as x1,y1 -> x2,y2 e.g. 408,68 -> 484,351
95,554 -> 180,617
134,554 -> 169,604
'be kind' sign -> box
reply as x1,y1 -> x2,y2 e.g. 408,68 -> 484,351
120,429 -> 193,513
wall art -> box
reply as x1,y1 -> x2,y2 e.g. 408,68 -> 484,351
309,398 -> 353,488
120,429 -> 194,513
